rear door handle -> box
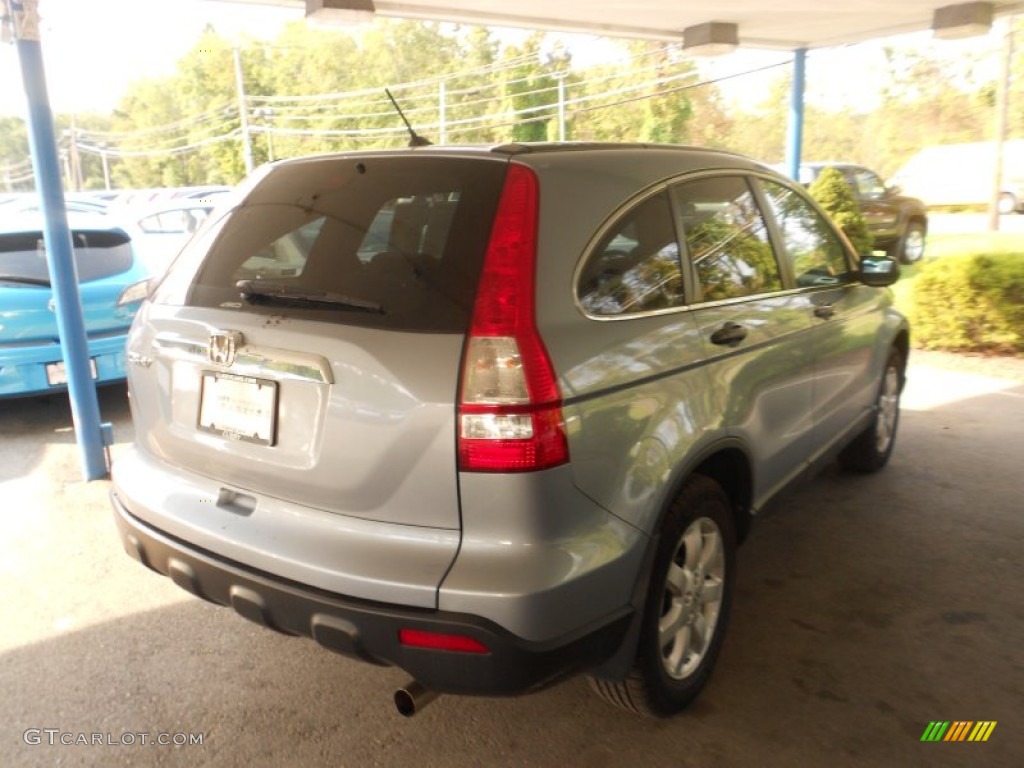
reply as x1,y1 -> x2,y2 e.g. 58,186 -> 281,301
814,304 -> 836,320
709,322 -> 748,347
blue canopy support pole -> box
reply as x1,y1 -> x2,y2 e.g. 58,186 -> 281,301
6,0 -> 109,480
785,47 -> 807,181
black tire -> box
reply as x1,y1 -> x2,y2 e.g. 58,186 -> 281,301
589,475 -> 736,717
889,222 -> 925,265
838,347 -> 904,473
890,223 -> 925,265
997,193 -> 1019,216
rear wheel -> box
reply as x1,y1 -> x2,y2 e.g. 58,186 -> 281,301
997,193 -> 1019,215
589,475 -> 736,717
839,347 -> 903,473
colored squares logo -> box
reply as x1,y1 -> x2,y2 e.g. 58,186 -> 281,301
920,721 -> 997,742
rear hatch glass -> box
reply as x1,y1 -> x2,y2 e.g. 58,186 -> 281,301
0,228 -> 133,285
158,155 -> 508,333
1,227 -> 137,342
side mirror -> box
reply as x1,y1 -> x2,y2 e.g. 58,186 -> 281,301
859,256 -> 900,287
886,183 -> 902,196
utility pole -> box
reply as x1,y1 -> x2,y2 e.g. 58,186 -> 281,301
98,143 -> 111,191
68,114 -> 82,191
234,47 -> 254,175
540,46 -> 571,142
555,72 -> 567,142
438,80 -> 447,144
60,148 -> 71,187
253,106 -> 275,161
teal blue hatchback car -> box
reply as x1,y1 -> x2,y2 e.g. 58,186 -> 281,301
0,211 -> 150,398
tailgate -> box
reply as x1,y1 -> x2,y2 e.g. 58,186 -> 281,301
128,304 -> 465,529
123,153 -> 510,530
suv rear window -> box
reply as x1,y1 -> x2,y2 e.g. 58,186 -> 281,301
0,229 -> 133,285
166,156 -> 507,333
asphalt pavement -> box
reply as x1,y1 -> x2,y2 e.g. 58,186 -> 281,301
1,353 -> 1022,768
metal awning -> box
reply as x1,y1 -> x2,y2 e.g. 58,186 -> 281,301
220,0 -> 1021,50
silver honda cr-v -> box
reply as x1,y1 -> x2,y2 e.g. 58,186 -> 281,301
111,143 -> 908,717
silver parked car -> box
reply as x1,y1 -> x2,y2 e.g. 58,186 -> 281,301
111,144 -> 908,718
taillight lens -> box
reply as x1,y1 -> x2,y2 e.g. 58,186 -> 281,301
458,163 -> 569,473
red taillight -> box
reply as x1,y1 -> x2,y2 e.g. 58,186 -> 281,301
458,163 -> 569,473
398,629 -> 490,654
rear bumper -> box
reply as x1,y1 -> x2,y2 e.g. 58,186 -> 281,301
0,333 -> 128,397
112,490 -> 633,696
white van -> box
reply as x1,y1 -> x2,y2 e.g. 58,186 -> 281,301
889,141 -> 1024,213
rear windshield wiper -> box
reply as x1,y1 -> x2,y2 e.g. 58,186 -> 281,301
0,274 -> 51,287
236,280 -> 384,314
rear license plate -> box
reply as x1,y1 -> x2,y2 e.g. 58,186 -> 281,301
198,372 -> 278,446
46,358 -> 98,386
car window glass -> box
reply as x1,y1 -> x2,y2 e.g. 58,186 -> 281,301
0,229 -> 133,284
138,207 -> 210,234
232,216 -> 323,281
759,180 -> 854,287
673,176 -> 781,302
171,157 -> 506,333
853,169 -> 885,200
577,191 -> 684,317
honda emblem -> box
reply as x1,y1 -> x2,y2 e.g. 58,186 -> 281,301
208,331 -> 243,366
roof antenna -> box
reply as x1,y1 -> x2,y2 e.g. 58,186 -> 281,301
385,88 -> 433,148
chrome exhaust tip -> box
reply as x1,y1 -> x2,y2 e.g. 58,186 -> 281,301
394,680 -> 438,717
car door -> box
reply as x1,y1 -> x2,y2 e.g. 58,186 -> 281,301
672,174 -> 817,509
757,178 -> 884,457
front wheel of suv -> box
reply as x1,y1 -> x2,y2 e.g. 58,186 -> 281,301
839,348 -> 903,473
589,475 -> 736,717
890,222 -> 926,265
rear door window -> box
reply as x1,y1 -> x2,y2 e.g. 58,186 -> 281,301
576,191 -> 684,317
672,176 -> 782,302
171,156 -> 507,333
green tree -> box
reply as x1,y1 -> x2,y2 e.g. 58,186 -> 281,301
0,116 -> 31,191
634,43 -> 693,143
727,74 -> 789,163
500,33 -> 558,142
443,26 -> 501,143
808,167 -> 873,254
570,41 -> 710,145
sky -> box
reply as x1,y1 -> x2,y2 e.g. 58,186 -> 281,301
0,0 -> 1006,119
1,0 -> 298,116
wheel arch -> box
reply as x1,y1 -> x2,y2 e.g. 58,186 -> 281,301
656,439 -> 754,546
589,448 -> 747,704
906,211 -> 928,232
892,329 -> 910,388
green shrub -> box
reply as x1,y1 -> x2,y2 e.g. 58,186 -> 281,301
808,167 -> 873,255
910,253 -> 1024,353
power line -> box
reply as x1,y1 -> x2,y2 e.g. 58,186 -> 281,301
31,42 -> 791,168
